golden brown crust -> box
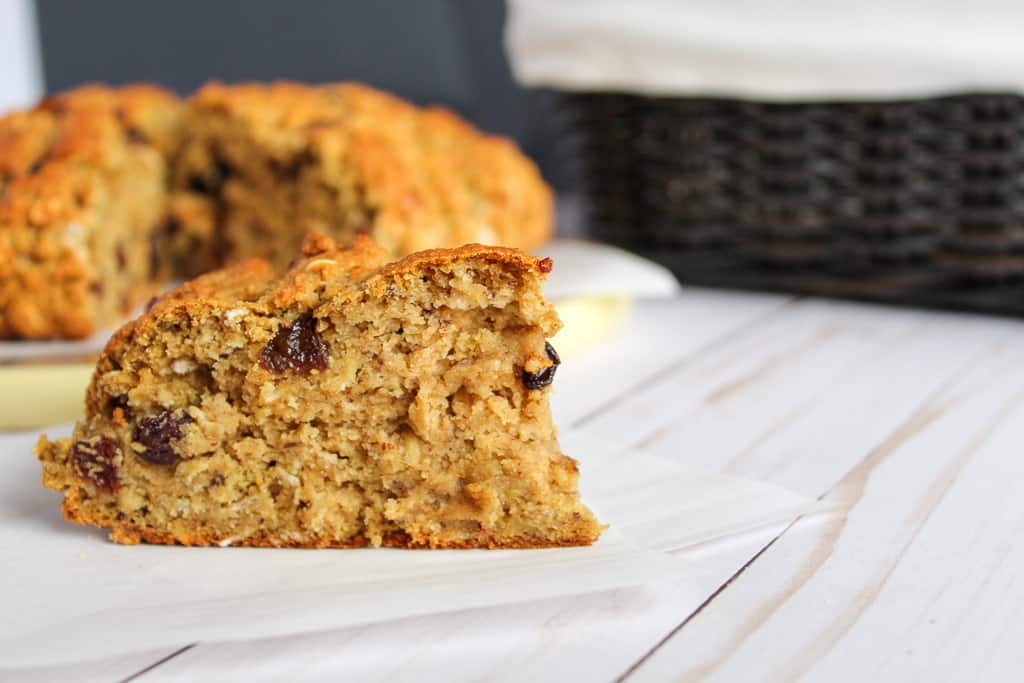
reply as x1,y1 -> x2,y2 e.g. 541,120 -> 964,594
0,83 -> 180,186
377,242 -> 554,281
97,522 -> 596,550
38,235 -> 599,549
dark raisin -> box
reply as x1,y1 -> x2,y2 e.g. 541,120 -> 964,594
522,341 -> 561,390
71,438 -> 121,492
89,281 -> 104,296
538,257 -> 553,274
125,127 -> 150,145
259,312 -> 329,374
210,473 -> 225,486
115,243 -> 127,271
132,410 -> 192,466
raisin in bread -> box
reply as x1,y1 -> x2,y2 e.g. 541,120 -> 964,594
36,234 -> 601,548
0,81 -> 553,339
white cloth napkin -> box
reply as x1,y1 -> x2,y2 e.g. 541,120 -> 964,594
507,0 -> 1024,99
0,0 -> 42,113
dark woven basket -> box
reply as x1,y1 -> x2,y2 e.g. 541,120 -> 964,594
567,92 -> 1024,315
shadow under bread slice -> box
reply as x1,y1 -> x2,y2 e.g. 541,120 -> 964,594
36,233 -> 603,549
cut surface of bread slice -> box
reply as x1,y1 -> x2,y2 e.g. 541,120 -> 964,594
36,234 -> 602,548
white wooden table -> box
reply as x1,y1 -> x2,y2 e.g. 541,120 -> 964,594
16,288 -> 1024,682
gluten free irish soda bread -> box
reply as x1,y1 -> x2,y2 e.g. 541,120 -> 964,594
36,234 -> 602,548
0,81 -> 552,339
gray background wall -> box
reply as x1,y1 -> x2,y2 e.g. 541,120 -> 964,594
33,0 -> 573,191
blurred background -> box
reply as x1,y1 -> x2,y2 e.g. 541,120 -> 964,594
0,0 -> 575,192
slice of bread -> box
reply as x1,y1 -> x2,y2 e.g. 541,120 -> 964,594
36,234 -> 601,548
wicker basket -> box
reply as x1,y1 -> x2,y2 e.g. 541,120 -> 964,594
567,92 -> 1024,315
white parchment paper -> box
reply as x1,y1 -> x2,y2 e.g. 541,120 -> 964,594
0,426 -> 812,668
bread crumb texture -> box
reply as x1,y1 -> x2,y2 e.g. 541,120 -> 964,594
36,234 -> 602,549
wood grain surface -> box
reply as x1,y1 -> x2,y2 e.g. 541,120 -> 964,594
11,289 -> 1021,682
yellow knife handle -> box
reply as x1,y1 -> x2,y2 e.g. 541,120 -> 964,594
553,296 -> 630,357
0,364 -> 93,431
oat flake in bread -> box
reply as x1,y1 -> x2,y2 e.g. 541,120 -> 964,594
36,234 -> 602,549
